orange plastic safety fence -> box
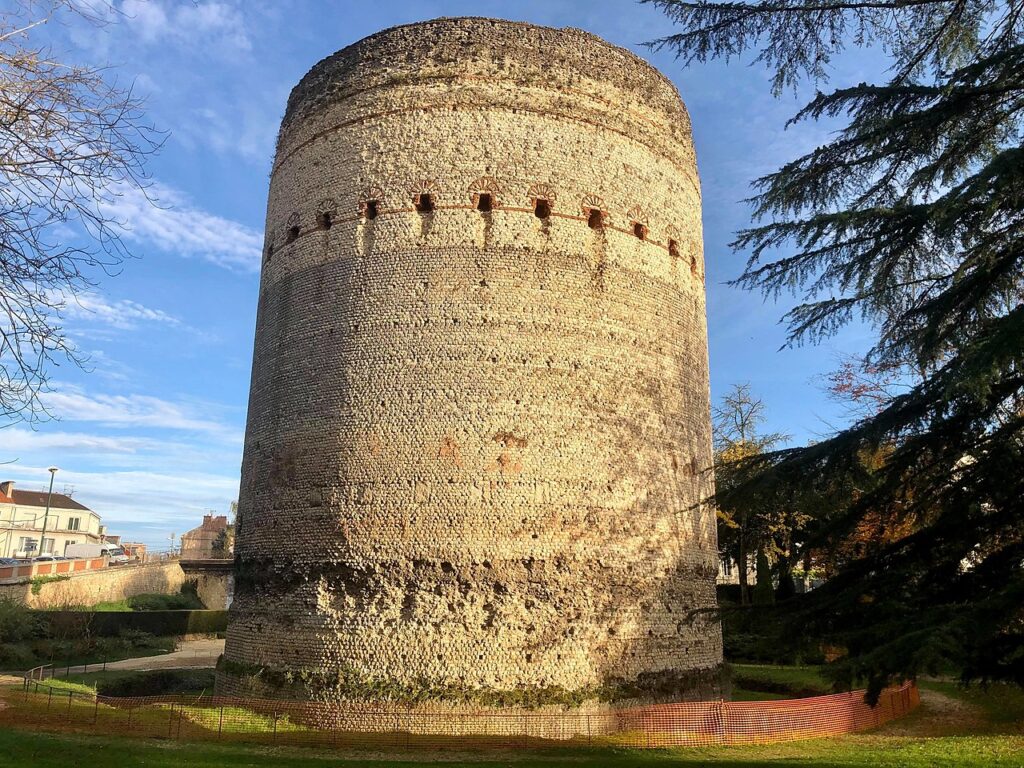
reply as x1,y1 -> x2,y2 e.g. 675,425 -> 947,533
6,679 -> 919,749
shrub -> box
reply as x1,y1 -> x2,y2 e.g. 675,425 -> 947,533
0,641 -> 37,668
127,592 -> 204,611
0,596 -> 38,642
69,609 -> 228,637
96,669 -> 216,697
29,575 -> 69,595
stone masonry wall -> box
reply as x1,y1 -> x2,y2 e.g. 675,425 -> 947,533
0,562 -> 185,609
223,17 -> 722,703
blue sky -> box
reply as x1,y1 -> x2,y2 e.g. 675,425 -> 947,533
2,1 -> 881,548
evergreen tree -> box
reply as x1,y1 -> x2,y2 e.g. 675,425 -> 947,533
647,0 -> 1024,699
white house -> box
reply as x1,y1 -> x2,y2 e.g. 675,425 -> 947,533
0,481 -> 103,558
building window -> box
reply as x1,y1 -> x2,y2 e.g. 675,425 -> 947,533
721,559 -> 733,577
67,517 -> 81,531
18,537 -> 35,553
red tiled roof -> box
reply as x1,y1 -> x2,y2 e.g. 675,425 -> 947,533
6,489 -> 92,512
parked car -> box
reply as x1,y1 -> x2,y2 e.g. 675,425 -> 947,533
32,554 -> 58,562
0,558 -> 20,566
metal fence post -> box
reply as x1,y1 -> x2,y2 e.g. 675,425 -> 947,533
67,691 -> 72,715
272,711 -> 279,742
218,705 -> 224,738
168,702 -> 176,737
93,695 -> 100,725
47,686 -> 52,711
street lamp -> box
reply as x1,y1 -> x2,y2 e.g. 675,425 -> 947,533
36,466 -> 58,558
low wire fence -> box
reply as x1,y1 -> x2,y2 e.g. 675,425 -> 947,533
4,674 -> 919,749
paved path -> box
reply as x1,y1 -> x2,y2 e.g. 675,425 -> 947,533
36,638 -> 225,678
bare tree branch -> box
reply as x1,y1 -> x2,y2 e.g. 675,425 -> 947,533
0,1 -> 161,422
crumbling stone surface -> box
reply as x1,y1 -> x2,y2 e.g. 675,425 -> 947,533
221,17 -> 722,703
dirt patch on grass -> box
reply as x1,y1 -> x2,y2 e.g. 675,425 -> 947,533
881,686 -> 987,738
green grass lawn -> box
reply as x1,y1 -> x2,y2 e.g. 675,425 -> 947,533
1,672 -> 1020,767
729,663 -> 832,697
0,727 -> 1020,768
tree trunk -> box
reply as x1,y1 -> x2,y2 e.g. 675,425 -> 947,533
753,547 -> 775,605
738,528 -> 750,605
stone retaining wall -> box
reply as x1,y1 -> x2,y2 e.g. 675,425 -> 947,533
0,561 -> 186,609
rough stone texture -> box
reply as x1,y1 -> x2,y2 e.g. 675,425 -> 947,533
180,560 -> 234,610
222,17 -> 722,703
0,562 -> 185,609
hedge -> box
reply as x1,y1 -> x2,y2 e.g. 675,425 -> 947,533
42,610 -> 227,638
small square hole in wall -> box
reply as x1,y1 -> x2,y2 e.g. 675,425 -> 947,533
317,211 -> 333,229
587,208 -> 604,230
363,200 -> 379,220
534,199 -> 551,219
668,239 -> 680,258
477,193 -> 493,212
415,193 -> 434,214
286,225 -> 299,243
633,222 -> 647,240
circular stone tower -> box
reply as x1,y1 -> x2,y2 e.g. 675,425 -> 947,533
222,17 -> 722,704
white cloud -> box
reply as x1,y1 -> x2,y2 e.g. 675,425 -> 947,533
118,0 -> 252,52
41,385 -> 243,442
2,427 -> 156,455
58,290 -> 181,331
0,463 -> 239,546
174,103 -> 279,164
102,181 -> 263,271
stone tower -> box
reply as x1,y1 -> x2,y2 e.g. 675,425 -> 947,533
221,17 -> 722,703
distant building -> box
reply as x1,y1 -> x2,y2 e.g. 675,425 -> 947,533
120,542 -> 147,560
180,514 -> 230,559
717,556 -> 756,586
0,480 -> 103,558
